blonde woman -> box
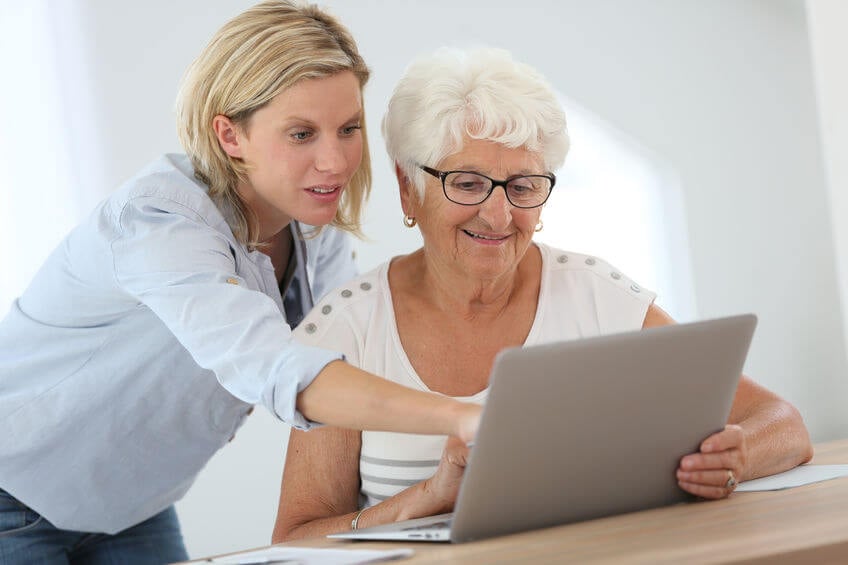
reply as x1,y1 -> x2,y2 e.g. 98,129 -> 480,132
0,2 -> 478,562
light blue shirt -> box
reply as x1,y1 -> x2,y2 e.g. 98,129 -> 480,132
0,154 -> 357,534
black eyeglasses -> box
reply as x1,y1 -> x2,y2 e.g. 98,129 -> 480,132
420,166 -> 555,209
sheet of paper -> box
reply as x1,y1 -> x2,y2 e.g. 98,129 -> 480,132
736,464 -> 848,492
199,546 -> 413,565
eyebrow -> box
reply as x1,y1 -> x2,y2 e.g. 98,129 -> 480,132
282,109 -> 363,127
449,165 -> 541,176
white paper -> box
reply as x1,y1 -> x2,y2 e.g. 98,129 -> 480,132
198,546 -> 413,565
735,464 -> 848,492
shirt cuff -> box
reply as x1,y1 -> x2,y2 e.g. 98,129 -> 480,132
261,342 -> 344,431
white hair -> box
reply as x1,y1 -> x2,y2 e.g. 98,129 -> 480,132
382,47 -> 570,201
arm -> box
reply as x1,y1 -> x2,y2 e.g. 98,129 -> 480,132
273,428 -> 468,542
643,305 -> 814,498
297,227 -> 479,440
112,199 -> 479,440
723,375 -> 814,480
297,361 -> 479,443
273,426 -> 361,542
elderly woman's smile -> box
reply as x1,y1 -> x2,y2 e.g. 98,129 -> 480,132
409,138 -> 545,281
461,229 -> 510,243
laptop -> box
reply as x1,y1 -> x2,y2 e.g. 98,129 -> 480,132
330,314 -> 757,543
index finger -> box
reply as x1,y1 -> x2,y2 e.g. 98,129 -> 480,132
680,450 -> 735,471
700,424 -> 743,453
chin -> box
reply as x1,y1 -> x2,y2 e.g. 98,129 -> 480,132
297,209 -> 339,228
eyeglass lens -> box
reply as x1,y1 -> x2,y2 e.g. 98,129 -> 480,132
443,171 -> 551,207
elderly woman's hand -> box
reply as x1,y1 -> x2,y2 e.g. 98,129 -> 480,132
420,437 -> 471,512
676,424 -> 748,499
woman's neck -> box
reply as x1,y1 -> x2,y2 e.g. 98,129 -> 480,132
261,226 -> 294,285
237,181 -> 292,244
393,245 -> 541,320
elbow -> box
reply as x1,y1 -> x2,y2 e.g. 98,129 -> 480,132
797,417 -> 814,465
784,401 -> 814,465
272,511 -> 314,544
801,442 -> 815,465
272,522 -> 304,544
271,523 -> 289,545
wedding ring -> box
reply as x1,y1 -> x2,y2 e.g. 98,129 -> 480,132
725,469 -> 737,489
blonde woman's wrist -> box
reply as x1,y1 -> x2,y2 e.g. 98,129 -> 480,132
450,401 -> 481,444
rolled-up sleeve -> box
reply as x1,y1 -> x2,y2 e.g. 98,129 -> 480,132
110,195 -> 339,430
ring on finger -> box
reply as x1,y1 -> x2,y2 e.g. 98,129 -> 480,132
725,469 -> 737,489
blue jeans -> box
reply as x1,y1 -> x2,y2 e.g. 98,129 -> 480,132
0,488 -> 188,564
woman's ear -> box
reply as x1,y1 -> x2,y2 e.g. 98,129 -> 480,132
212,115 -> 243,158
396,163 -> 417,217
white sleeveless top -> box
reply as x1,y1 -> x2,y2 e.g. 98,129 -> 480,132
293,243 -> 656,508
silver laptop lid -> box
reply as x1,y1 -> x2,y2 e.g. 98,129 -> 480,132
450,314 -> 756,542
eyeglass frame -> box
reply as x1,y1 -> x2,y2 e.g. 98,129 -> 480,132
419,165 -> 556,209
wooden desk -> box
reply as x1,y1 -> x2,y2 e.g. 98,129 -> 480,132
188,439 -> 848,564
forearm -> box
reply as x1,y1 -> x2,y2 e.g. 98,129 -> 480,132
296,360 -> 477,440
276,480 -> 448,542
275,507 -> 363,543
733,400 -> 813,480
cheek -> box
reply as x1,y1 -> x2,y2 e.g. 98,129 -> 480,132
439,203 -> 476,228
347,138 -> 364,171
517,211 -> 542,234
271,149 -> 306,179
420,208 -> 464,240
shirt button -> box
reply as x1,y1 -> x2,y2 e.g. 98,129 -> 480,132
341,289 -> 353,298
304,323 -> 317,334
611,272 -> 621,280
321,305 -> 332,315
557,255 -> 569,264
631,284 -> 641,293
360,282 -> 372,291
585,258 -> 596,266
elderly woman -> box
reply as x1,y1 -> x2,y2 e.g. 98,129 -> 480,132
272,47 -> 813,542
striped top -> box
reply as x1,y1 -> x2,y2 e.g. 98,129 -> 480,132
293,243 -> 655,508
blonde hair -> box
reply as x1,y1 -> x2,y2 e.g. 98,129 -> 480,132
176,0 -> 371,245
382,47 -> 568,202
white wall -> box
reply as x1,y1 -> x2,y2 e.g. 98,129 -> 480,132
807,0 -> 848,361
5,0 -> 847,558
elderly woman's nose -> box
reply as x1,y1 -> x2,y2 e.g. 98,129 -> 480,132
314,138 -> 347,172
478,187 -> 513,228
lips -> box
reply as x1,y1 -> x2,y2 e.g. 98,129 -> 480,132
306,185 -> 341,194
462,229 -> 509,241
